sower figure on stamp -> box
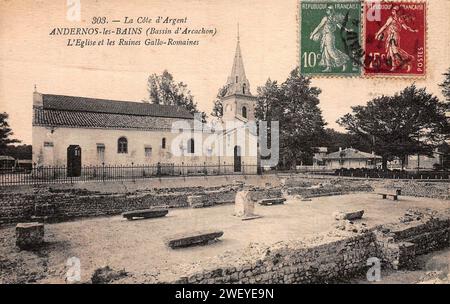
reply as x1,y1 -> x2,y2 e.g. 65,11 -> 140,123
375,6 -> 418,72
309,5 -> 353,72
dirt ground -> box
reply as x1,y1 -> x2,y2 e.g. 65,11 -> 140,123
0,193 -> 449,284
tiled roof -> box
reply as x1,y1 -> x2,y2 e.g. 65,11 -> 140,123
42,94 -> 193,119
34,94 -> 194,130
34,107 -> 192,130
322,148 -> 381,160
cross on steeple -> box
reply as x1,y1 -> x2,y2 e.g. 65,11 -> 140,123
237,23 -> 240,42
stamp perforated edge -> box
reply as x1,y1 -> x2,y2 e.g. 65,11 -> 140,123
362,0 -> 428,79
297,0 -> 364,78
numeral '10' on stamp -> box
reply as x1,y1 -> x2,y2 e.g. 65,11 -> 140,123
299,0 -> 363,77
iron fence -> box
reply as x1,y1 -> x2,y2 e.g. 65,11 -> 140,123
2,163 -> 448,187
0,163 -> 259,186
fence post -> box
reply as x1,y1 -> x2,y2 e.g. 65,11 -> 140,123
32,163 -> 37,187
131,162 -> 135,182
70,163 -> 73,185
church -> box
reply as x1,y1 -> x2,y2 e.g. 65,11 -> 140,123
32,34 -> 259,176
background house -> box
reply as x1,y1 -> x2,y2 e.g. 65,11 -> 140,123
322,148 -> 382,169
0,155 -> 15,171
403,150 -> 444,170
313,147 -> 328,166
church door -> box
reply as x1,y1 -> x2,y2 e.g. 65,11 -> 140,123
67,145 -> 82,177
234,145 -> 241,173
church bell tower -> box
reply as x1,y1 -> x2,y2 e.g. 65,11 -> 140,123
221,26 -> 257,122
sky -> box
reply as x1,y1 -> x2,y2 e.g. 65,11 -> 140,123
1,0 -> 449,144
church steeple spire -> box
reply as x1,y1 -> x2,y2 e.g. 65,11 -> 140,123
225,25 -> 251,96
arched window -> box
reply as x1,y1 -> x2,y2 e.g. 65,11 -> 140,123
117,137 -> 128,154
242,106 -> 247,119
242,83 -> 246,94
161,138 -> 166,149
187,138 -> 195,154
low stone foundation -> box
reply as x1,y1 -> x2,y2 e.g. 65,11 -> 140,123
375,211 -> 450,270
0,183 -> 287,225
168,210 -> 450,284
172,232 -> 378,284
0,174 -> 448,225
378,180 -> 450,200
286,184 -> 373,198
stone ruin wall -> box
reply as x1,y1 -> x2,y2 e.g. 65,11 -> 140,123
172,233 -> 378,284
283,175 -> 449,200
0,174 -> 449,284
376,180 -> 450,200
0,174 -> 448,225
168,211 -> 450,284
0,184 -> 284,225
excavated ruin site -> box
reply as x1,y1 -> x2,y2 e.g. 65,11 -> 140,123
0,174 -> 449,284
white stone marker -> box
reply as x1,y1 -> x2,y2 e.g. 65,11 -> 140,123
234,190 -> 261,220
16,222 -> 44,250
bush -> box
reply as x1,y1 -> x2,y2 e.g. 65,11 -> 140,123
334,168 -> 449,179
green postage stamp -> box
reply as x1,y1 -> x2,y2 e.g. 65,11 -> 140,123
299,0 -> 363,76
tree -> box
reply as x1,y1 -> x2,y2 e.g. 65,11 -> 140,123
255,79 -> 282,166
145,70 -> 206,122
210,85 -> 229,118
338,85 -> 449,169
321,128 -> 371,153
439,142 -> 450,170
255,68 -> 326,169
3,144 -> 32,160
255,79 -> 281,122
439,67 -> 450,102
438,68 -> 450,170
0,112 -> 20,155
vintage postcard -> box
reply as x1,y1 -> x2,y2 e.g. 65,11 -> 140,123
0,0 -> 449,294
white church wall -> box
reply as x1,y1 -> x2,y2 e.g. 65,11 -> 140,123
32,125 -> 259,168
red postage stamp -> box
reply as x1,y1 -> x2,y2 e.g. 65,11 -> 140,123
363,1 -> 426,77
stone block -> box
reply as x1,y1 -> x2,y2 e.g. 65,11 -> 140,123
122,208 -> 168,220
16,222 -> 44,250
187,195 -> 207,208
166,230 -> 224,249
258,198 -> 286,206
333,210 -> 364,221
91,266 -> 128,284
